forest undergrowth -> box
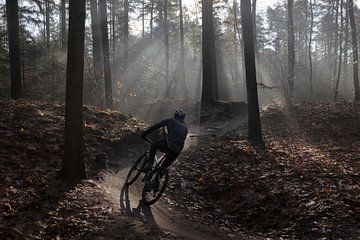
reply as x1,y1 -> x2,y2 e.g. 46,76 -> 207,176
0,100 -> 168,239
165,101 -> 360,239
1,100 -> 360,239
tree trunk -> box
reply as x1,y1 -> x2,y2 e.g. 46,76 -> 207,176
99,0 -> 113,108
62,0 -> 87,181
308,0 -> 314,96
142,0 -> 145,38
45,0 -> 51,51
333,0 -> 339,81
252,0 -> 257,53
287,0 -> 295,99
335,0 -> 344,101
343,0 -> 349,90
164,0 -> 170,97
90,0 -> 103,105
349,0 -> 360,101
179,0 -> 187,96
6,0 -> 22,99
201,0 -> 219,104
60,0 -> 67,49
232,0 -> 240,95
150,0 -> 154,38
124,0 -> 129,61
112,0 -> 116,58
241,0 -> 263,143
22,44 -> 25,97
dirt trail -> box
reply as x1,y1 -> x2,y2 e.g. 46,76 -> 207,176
100,118 -> 245,239
101,167 -> 225,240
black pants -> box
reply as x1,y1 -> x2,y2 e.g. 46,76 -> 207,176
149,139 -> 179,169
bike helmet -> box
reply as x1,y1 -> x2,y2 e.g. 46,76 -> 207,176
174,110 -> 186,120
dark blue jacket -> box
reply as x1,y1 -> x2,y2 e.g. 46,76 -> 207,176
144,117 -> 188,153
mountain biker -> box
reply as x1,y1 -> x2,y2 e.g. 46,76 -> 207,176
141,110 -> 188,171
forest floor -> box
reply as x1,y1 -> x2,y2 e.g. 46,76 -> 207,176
1,100 -> 360,239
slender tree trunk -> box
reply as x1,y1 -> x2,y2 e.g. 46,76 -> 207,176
45,0 -> 51,51
333,0 -> 339,80
201,0 -> 219,104
60,0 -> 67,49
62,0 -> 87,181
241,0 -> 263,143
349,0 -> 360,101
99,0 -> 113,108
112,0 -> 116,58
52,49 -> 55,102
233,0 -> 239,51
164,0 -> 170,97
42,1 -> 46,45
150,0 -> 154,38
90,0 -> 103,105
335,0 -> 344,101
142,0 -> 145,38
179,0 -> 187,96
232,0 -> 240,94
6,0 -> 22,99
252,0 -> 257,53
344,0 -> 349,90
287,0 -> 295,99
124,0 -> 129,61
22,44 -> 25,97
308,0 -> 314,96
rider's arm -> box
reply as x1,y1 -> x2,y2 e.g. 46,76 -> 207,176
142,119 -> 170,137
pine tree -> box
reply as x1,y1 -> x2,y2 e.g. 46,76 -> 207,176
62,0 -> 87,180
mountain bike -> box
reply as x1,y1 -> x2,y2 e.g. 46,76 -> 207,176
125,138 -> 169,205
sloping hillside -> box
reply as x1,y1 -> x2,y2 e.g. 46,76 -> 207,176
165,102 -> 360,239
0,100 -> 164,239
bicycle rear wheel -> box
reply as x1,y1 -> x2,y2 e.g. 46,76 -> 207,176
126,152 -> 148,185
142,167 -> 169,205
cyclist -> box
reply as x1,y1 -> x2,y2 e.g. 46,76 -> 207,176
141,110 -> 188,171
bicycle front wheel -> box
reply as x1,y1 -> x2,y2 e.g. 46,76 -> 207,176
126,152 -> 148,185
142,167 -> 169,205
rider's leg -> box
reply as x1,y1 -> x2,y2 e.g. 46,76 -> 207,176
162,150 -> 179,169
148,139 -> 168,167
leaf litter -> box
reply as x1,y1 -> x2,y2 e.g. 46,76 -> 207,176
163,101 -> 360,239
2,100 -> 360,239
0,100 -> 170,240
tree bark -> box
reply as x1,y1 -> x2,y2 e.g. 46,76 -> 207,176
60,0 -> 67,49
90,0 -> 103,104
99,0 -> 113,108
335,0 -> 344,101
343,0 -> 349,89
333,0 -> 339,81
232,0 -> 240,94
179,0 -> 187,96
112,0 -> 116,58
124,0 -> 129,61
62,0 -> 87,181
150,0 -> 154,38
344,1 -> 349,62
201,0 -> 219,104
241,0 -> 263,143
308,0 -> 314,96
348,0 -> 360,101
142,0 -> 145,38
164,0 -> 170,97
6,0 -> 22,99
287,0 -> 295,99
45,0 -> 51,51
252,0 -> 257,53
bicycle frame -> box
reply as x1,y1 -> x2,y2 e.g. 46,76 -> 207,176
144,137 -> 167,171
